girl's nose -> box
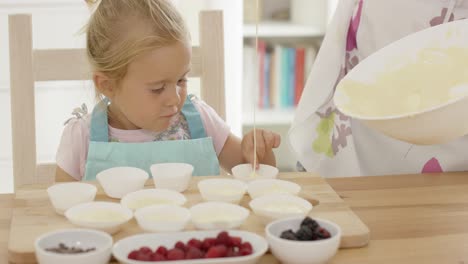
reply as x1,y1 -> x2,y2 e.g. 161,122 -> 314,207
165,84 -> 181,106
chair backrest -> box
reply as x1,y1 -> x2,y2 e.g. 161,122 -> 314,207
9,10 -> 225,190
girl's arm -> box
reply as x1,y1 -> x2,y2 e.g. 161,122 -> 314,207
218,134 -> 244,173
218,129 -> 280,173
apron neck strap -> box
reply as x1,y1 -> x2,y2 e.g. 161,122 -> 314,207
89,98 -> 110,142
182,95 -> 208,138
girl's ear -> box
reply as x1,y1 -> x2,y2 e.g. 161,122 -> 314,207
93,72 -> 116,99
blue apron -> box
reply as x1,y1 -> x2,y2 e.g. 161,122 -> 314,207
83,95 -> 220,180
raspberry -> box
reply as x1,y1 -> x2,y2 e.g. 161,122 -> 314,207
127,250 -> 139,260
226,247 -> 235,257
316,227 -> 331,239
187,238 -> 202,249
128,237 -> 255,260
138,246 -> 152,255
167,248 -> 185,260
185,246 -> 204,259
205,245 -> 228,258
155,246 -> 168,256
240,242 -> 253,256
136,251 -> 151,261
150,252 -> 166,261
201,238 -> 216,250
216,231 -> 230,246
175,241 -> 186,252
229,236 -> 242,247
226,247 -> 241,257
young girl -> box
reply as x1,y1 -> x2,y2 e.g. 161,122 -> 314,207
56,0 -> 280,181
289,0 -> 468,177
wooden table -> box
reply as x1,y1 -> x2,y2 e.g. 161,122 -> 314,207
2,172 -> 468,263
0,194 -> 14,264
327,172 -> 468,264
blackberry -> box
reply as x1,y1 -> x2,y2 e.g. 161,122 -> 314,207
301,216 -> 319,231
296,225 -> 314,241
280,229 -> 298,240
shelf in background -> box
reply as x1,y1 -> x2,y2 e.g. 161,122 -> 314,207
243,108 -> 296,126
243,21 -> 324,38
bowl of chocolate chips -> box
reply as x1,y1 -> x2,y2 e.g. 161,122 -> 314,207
265,216 -> 341,264
34,229 -> 113,264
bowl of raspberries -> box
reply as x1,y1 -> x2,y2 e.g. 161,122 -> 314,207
265,216 -> 341,264
112,230 -> 268,264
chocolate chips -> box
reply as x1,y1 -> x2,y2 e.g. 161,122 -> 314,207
45,243 -> 96,254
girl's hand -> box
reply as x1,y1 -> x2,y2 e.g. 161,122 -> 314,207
241,129 -> 281,168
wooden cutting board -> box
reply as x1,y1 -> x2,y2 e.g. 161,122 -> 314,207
8,173 -> 370,263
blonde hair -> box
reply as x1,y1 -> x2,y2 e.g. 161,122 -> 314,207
85,0 -> 190,93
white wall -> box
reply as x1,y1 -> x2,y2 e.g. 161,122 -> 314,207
177,0 -> 243,136
0,2 -> 93,193
0,0 -> 243,193
327,0 -> 339,24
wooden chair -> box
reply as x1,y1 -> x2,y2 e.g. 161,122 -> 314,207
9,10 -> 225,190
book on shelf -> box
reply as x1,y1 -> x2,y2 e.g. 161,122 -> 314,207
243,42 -> 317,110
243,44 -> 256,114
258,40 -> 266,108
294,47 -> 305,105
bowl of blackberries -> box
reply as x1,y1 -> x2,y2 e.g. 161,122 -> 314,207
265,216 -> 341,264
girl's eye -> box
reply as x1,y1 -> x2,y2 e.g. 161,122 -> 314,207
151,87 -> 165,94
178,79 -> 188,86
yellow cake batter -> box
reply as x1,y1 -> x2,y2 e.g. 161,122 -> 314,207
337,46 -> 468,118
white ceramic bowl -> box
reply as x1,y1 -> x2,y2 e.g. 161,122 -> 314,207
121,189 -> 187,211
190,202 -> 250,230
150,163 -> 193,192
65,202 -> 133,234
47,183 -> 97,215
96,167 -> 149,199
35,229 -> 112,264
198,178 -> 247,204
231,164 -> 279,182
134,205 -> 191,232
334,19 -> 468,145
247,179 -> 301,199
250,194 -> 312,224
112,230 -> 268,264
265,217 -> 342,264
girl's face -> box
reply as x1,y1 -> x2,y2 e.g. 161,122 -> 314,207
109,41 -> 191,132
